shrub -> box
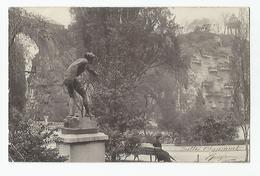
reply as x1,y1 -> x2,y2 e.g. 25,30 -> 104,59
9,107 -> 67,162
189,115 -> 238,144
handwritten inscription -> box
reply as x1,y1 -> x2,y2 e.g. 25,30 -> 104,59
183,145 -> 244,152
204,152 -> 239,162
179,145 -> 246,162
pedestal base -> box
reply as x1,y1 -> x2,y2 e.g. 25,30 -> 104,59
61,127 -> 98,134
62,117 -> 99,134
59,132 -> 108,162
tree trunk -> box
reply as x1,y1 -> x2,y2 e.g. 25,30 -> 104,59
245,139 -> 249,162
241,125 -> 249,162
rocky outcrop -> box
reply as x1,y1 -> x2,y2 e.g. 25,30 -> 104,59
179,32 -> 234,111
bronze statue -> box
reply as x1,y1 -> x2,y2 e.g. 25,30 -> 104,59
63,52 -> 99,119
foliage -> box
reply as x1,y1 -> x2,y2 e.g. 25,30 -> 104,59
186,18 -> 211,32
8,8 -> 68,119
9,42 -> 27,112
157,87 -> 206,144
230,8 -> 250,161
9,8 -> 37,112
9,8 -> 70,160
189,113 -> 238,143
231,37 -> 250,125
69,7 -> 187,160
9,107 -> 67,162
104,130 -> 142,161
139,69 -> 178,127
26,24 -> 75,121
157,89 -> 238,145
9,8 -> 76,122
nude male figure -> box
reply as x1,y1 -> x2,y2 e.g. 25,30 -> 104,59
63,52 -> 98,118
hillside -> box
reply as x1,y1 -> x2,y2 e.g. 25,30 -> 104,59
178,32 -> 235,111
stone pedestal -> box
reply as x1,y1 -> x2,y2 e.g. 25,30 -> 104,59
59,132 -> 108,162
59,116 -> 108,162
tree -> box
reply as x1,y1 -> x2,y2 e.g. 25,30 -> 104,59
9,8 -> 68,162
143,69 -> 184,143
9,8 -> 28,112
9,41 -> 27,112
222,13 -> 231,34
166,88 -> 206,144
230,8 -> 250,162
69,7 -> 187,160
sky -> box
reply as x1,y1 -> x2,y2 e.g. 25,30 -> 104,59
24,7 -> 241,27
173,7 -> 239,25
24,7 -> 73,27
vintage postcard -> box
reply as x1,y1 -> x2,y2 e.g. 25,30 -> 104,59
8,7 -> 250,163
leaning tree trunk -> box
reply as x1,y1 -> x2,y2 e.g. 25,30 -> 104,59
245,138 -> 249,162
241,125 -> 250,162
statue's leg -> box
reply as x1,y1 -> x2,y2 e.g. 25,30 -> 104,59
69,97 -> 75,116
64,79 -> 76,116
74,79 -> 91,118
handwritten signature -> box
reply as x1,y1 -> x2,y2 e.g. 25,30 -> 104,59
183,145 -> 243,152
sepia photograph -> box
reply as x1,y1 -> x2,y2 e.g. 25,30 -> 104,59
8,6 -> 250,163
